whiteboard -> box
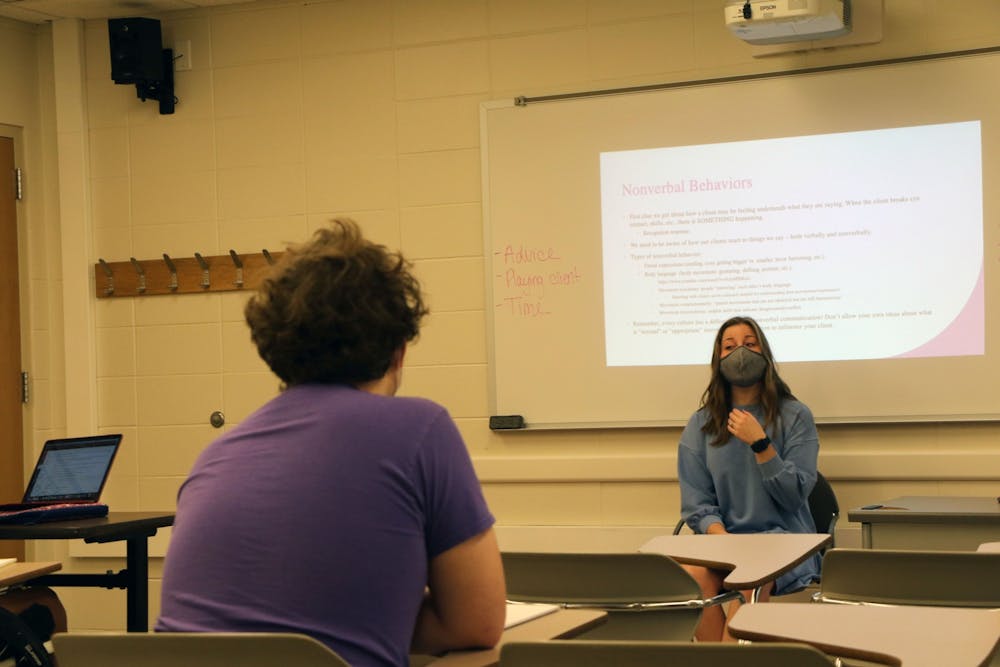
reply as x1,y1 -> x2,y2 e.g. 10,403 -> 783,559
482,50 -> 1000,429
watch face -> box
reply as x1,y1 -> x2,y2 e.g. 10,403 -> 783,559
751,437 -> 769,453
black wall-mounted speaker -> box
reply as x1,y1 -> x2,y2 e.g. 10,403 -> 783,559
108,17 -> 164,84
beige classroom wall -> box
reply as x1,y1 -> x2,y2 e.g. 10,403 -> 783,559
10,0 -> 1000,630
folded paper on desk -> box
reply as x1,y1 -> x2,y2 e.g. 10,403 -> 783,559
0,558 -> 15,569
505,602 -> 558,629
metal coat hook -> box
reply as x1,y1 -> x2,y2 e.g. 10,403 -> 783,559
162,253 -> 178,291
194,252 -> 210,288
98,258 -> 114,296
129,257 -> 146,293
228,249 -> 244,288
262,248 -> 275,265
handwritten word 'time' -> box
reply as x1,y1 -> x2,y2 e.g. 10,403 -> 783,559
497,296 -> 550,318
497,244 -> 560,264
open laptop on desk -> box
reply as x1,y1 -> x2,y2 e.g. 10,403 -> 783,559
0,434 -> 121,525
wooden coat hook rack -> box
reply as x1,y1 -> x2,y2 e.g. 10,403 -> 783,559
95,250 -> 283,298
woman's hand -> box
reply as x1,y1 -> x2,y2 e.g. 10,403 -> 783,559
705,522 -> 728,535
727,409 -> 766,445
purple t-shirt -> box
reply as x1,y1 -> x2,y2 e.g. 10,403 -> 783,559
156,384 -> 495,667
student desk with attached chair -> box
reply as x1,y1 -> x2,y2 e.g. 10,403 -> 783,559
639,533 -> 831,601
728,602 -> 1000,667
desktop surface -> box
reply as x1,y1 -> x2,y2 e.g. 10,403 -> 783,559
849,496 -> 1000,550
0,511 -> 174,541
424,609 -> 606,667
639,533 -> 830,589
849,496 -> 1000,523
0,561 -> 61,587
729,602 -> 1000,667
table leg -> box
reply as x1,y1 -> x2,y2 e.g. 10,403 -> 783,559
861,523 -> 872,549
125,536 -> 149,632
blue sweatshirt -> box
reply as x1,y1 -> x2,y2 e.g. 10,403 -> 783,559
677,399 -> 820,593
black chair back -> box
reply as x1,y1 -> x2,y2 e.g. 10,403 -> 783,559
808,471 -> 839,548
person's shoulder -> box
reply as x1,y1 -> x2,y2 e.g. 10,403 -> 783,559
389,394 -> 450,418
387,396 -> 467,459
780,398 -> 815,421
373,394 -> 457,437
687,407 -> 710,426
679,408 -> 710,445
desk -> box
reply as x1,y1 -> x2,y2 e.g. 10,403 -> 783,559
638,533 -> 831,590
728,602 -> 1000,667
0,512 -> 174,632
423,609 -> 606,667
849,496 -> 1000,550
0,561 -> 61,588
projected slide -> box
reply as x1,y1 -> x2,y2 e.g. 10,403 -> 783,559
600,121 -> 983,366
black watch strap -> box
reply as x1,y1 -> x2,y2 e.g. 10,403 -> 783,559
750,436 -> 771,453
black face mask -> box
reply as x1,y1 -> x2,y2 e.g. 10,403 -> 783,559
719,346 -> 767,386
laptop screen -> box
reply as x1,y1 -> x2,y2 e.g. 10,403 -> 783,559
22,434 -> 122,503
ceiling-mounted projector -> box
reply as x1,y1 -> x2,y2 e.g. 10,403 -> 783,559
725,0 -> 852,45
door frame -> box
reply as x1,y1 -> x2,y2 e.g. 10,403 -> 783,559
0,125 -> 30,561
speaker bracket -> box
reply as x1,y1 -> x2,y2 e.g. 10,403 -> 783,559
132,48 -> 175,115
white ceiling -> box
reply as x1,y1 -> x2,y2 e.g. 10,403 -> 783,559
0,0 -> 257,23
0,0 -> 743,25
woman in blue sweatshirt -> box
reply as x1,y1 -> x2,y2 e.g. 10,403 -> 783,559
677,315 -> 820,641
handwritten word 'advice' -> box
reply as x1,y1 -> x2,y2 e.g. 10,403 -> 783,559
497,244 -> 561,264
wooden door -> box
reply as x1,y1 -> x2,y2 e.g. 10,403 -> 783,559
0,136 -> 24,560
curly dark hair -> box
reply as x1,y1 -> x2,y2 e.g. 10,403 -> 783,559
700,315 -> 796,446
244,218 -> 428,387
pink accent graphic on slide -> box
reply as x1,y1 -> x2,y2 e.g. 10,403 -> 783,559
897,267 -> 984,358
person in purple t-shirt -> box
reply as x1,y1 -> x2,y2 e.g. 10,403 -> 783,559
156,219 -> 506,667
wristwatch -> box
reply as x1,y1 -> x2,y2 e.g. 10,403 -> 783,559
750,436 -> 771,453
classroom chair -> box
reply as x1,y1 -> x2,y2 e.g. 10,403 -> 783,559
51,632 -> 350,667
673,471 -> 840,549
501,551 -> 741,641
815,549 -> 1000,667
673,470 -> 838,602
806,471 -> 840,549
498,639 -> 836,666
813,548 -> 1000,607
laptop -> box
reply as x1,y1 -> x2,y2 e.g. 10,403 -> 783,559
0,434 -> 121,524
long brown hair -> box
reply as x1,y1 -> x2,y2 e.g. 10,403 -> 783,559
700,316 -> 795,446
